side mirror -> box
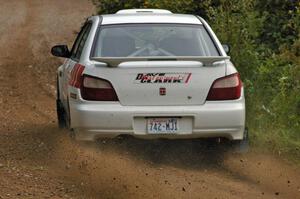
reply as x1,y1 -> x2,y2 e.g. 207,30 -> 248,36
222,44 -> 230,54
51,45 -> 70,58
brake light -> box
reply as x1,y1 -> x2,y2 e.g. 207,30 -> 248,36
80,75 -> 118,101
206,73 -> 242,100
69,64 -> 85,88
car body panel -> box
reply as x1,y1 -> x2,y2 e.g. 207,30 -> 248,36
82,61 -> 226,106
69,95 -> 245,141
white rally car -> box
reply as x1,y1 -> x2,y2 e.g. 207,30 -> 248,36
51,9 -> 247,147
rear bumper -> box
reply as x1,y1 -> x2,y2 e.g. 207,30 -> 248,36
69,99 -> 245,141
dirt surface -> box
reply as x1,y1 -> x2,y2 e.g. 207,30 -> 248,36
0,0 -> 300,198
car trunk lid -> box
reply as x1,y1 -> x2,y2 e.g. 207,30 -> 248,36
86,57 -> 228,106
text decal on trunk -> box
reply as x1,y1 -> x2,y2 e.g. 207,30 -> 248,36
135,73 -> 192,84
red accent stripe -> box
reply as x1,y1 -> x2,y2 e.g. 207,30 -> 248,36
69,64 -> 85,88
73,65 -> 80,86
185,73 -> 192,83
68,66 -> 76,86
74,65 -> 85,88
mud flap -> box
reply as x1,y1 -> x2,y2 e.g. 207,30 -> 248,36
232,127 -> 249,153
56,99 -> 66,129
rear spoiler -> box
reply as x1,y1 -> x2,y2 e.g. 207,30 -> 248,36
90,56 -> 230,67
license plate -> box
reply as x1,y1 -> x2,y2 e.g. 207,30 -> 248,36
147,118 -> 179,134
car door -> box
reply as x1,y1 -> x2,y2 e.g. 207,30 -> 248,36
61,22 -> 92,110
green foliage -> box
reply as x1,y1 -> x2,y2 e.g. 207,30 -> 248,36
255,0 -> 300,52
93,0 -> 214,19
93,0 -> 196,15
93,0 -> 143,14
204,0 -> 262,79
93,0 -> 300,159
143,0 -> 196,13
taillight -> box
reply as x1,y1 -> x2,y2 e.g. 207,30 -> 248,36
206,73 -> 242,100
80,75 -> 118,101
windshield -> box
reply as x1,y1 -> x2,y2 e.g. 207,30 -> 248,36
93,24 -> 220,57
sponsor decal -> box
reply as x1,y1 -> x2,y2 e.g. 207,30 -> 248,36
135,73 -> 192,84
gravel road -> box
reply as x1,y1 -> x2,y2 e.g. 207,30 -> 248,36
0,0 -> 299,198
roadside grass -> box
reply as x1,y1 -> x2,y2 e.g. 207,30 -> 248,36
246,74 -> 300,164
249,125 -> 300,164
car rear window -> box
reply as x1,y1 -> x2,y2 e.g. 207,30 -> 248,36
93,24 -> 219,57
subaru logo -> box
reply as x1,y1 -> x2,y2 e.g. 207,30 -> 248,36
159,87 -> 166,96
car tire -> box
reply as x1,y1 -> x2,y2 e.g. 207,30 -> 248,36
231,128 -> 249,153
